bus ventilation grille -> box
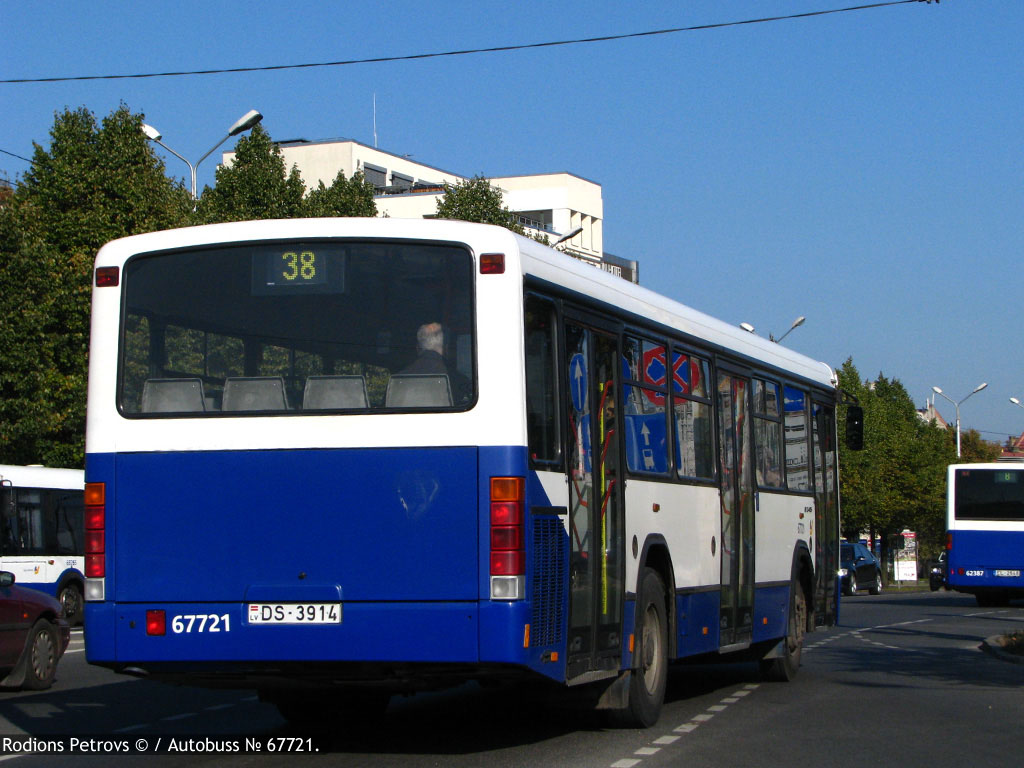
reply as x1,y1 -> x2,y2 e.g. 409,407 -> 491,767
531,516 -> 567,647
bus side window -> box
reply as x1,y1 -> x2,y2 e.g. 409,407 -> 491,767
753,378 -> 784,489
1,485 -> 13,554
55,491 -> 84,555
622,336 -> 669,476
672,352 -> 715,481
524,295 -> 560,465
783,386 -> 811,492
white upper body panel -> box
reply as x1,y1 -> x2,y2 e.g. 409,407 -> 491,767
87,218 -> 835,455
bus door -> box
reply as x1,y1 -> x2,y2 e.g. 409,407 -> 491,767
812,400 -> 839,626
564,319 -> 625,681
716,371 -> 755,648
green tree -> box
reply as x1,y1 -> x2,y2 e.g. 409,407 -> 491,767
303,170 -> 377,217
957,428 -> 1002,463
196,125 -> 306,223
837,359 -> 955,572
435,175 -> 527,234
0,105 -> 191,466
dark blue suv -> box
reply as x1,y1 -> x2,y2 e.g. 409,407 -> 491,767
840,541 -> 882,596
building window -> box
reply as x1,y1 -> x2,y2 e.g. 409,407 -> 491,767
391,172 -> 413,191
363,163 -> 387,189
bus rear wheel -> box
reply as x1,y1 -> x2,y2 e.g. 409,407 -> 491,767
761,578 -> 806,682
610,567 -> 668,728
58,582 -> 84,626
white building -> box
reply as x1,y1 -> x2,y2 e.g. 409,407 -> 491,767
223,137 -> 607,264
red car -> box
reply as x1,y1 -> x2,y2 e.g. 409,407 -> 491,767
0,571 -> 70,689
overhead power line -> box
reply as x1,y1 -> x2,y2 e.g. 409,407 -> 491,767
1,1 -> 937,85
0,147 -> 33,163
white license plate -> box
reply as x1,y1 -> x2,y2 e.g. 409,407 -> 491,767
247,603 -> 342,624
994,570 -> 1021,578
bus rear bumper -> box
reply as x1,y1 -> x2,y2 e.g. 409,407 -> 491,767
85,599 -> 562,692
86,600 -> 480,663
948,569 -> 1024,592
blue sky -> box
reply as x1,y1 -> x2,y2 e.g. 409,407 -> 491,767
2,1 -> 1021,440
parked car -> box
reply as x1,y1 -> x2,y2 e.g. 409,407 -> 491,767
0,571 -> 70,689
840,541 -> 882,595
929,551 -> 948,591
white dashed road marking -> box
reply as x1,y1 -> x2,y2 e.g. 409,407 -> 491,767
609,617 -> 945,768
607,684 -> 760,768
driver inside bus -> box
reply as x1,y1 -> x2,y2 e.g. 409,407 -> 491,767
399,322 -> 471,405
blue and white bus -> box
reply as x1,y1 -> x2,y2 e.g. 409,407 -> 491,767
945,463 -> 1024,607
84,218 -> 857,727
1,464 -> 85,624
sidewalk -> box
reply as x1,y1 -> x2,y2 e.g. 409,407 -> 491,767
982,633 -> 1024,664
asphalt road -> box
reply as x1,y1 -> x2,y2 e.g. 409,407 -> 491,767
1,589 -> 1021,767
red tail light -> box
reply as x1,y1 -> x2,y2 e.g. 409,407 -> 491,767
490,477 -> 525,577
85,482 -> 106,578
95,266 -> 119,287
480,253 -> 505,274
146,610 -> 166,636
85,530 -> 105,554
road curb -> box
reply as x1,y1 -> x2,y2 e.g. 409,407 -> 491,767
981,635 -> 1024,664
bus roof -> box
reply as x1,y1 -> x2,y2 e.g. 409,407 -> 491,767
0,464 -> 84,490
514,232 -> 836,390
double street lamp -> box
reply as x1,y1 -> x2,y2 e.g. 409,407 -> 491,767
738,316 -> 806,342
932,382 -> 988,458
142,110 -> 263,199
551,226 -> 583,249
771,316 -> 806,343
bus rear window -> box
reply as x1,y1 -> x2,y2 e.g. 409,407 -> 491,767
119,240 -> 475,415
954,469 -> 1024,521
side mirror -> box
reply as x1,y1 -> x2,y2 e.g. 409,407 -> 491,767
845,405 -> 864,450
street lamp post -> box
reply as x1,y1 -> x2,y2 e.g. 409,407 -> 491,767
551,226 -> 583,249
932,382 -> 988,458
141,110 -> 263,199
771,316 -> 806,343
1011,397 -> 1024,410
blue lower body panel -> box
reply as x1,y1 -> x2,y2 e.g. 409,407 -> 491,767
86,601 -> 480,663
752,584 -> 789,643
676,590 -> 720,656
673,584 -> 791,659
13,580 -> 58,598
